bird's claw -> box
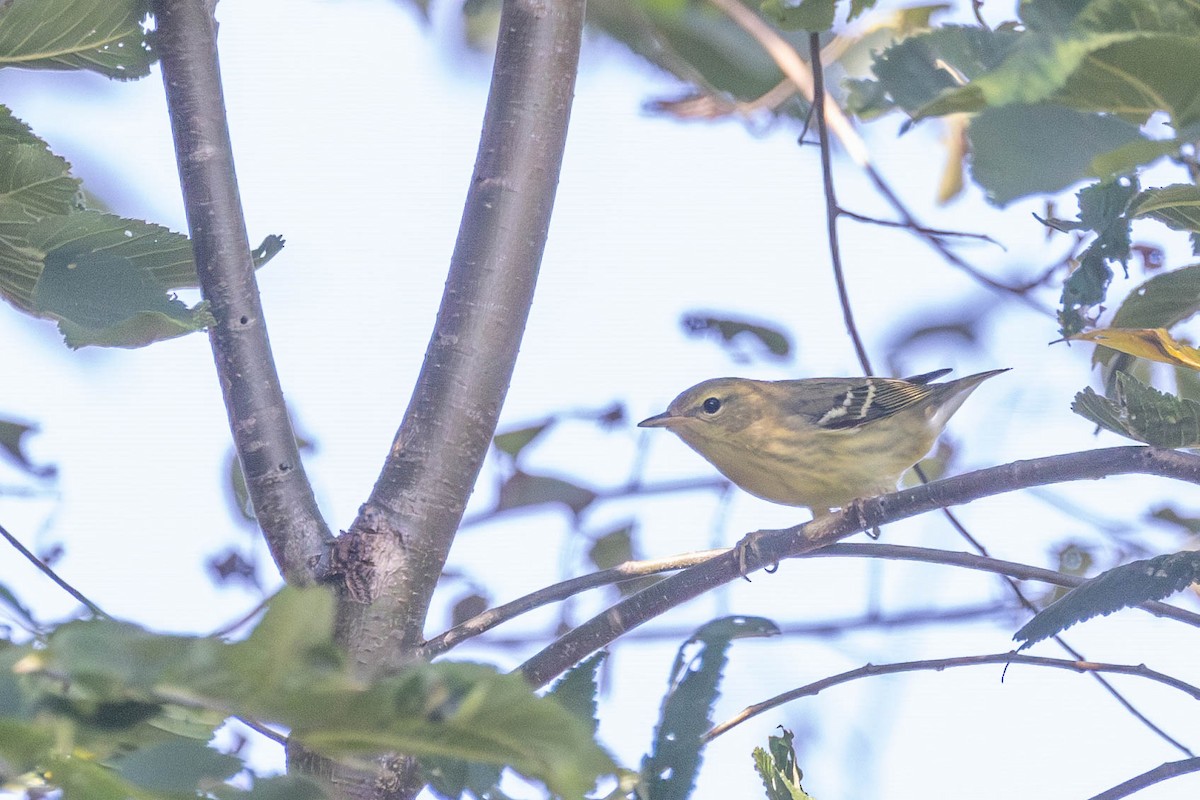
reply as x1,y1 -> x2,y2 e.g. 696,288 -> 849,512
733,530 -> 778,580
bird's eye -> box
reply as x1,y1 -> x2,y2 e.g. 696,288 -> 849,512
702,397 -> 722,414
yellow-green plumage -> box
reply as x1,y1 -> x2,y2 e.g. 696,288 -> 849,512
638,369 -> 1007,515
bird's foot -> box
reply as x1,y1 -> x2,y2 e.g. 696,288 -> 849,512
733,530 -> 779,580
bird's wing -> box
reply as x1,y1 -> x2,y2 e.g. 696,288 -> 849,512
783,375 -> 948,430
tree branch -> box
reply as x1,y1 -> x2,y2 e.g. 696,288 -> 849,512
1088,757 -> 1200,800
706,652 -> 1200,740
423,539 -> 1200,656
153,0 -> 331,584
519,447 -> 1200,687
327,0 -> 586,675
421,549 -> 727,657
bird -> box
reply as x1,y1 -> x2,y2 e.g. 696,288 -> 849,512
638,368 -> 1007,517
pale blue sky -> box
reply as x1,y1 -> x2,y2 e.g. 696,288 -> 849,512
2,1 -> 1198,798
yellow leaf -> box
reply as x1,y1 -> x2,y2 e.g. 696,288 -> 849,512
937,115 -> 968,205
1071,328 -> 1200,371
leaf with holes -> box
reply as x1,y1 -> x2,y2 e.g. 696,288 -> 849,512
0,0 -> 155,80
1015,551 -> 1200,648
641,616 -> 780,800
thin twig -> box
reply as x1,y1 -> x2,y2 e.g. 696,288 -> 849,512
208,596 -> 271,639
476,602 -> 1011,648
809,32 -> 872,372
706,0 -> 1049,309
233,715 -> 287,746
422,549 -> 725,657
705,652 -> 1200,741
813,543 -> 1200,629
0,521 -> 106,618
1088,757 -> 1200,800
916,461 -> 1192,755
837,208 -> 1002,246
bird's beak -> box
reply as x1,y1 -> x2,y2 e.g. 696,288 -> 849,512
638,411 -> 680,428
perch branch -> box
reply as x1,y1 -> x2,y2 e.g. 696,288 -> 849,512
519,447 -> 1200,687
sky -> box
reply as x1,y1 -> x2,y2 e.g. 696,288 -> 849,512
1,0 -> 1199,798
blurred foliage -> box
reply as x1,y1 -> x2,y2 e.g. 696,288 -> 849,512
682,313 -> 793,363
0,419 -> 55,478
0,588 -> 616,799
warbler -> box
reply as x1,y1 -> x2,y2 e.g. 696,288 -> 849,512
639,368 -> 1007,516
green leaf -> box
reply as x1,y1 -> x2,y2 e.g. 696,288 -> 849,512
681,313 -> 792,361
24,590 -> 614,799
0,0 -> 155,80
251,234 -> 286,268
32,240 -> 207,348
29,211 -> 197,290
494,421 -> 553,459
846,0 -> 877,22
753,728 -> 814,800
0,719 -> 55,769
760,0 -> 835,32
642,616 -> 780,800
112,737 -> 241,793
1071,372 -> 1200,447
967,104 -> 1143,205
16,211 -> 209,348
496,470 -> 597,516
586,0 -> 806,115
43,755 -> 157,800
1130,184 -> 1200,235
1052,35 -> 1200,128
0,581 -> 38,630
858,25 -> 1021,116
1073,0 -> 1200,36
215,587 -> 343,702
1088,138 -> 1184,179
0,106 -> 80,216
587,525 -> 635,571
587,524 -> 659,596
547,652 -> 605,736
1014,551 -> 1200,649
1056,179 -> 1137,336
423,755 -> 504,800
212,775 -> 327,800
918,24 -> 1200,128
296,663 -> 617,800
1149,506 -> 1200,535
0,418 -> 55,477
